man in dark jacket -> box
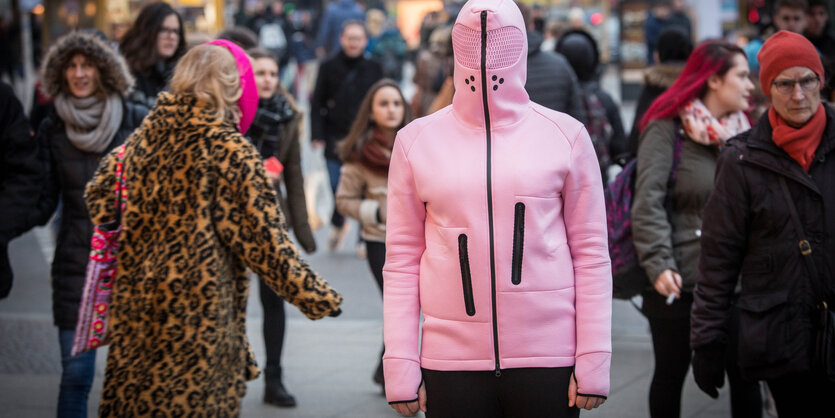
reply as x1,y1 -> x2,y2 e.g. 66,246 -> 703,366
311,20 -> 382,250
691,31 -> 835,417
515,1 -> 586,124
0,82 -> 40,299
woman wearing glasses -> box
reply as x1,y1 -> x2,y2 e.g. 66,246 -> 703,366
119,2 -> 186,108
691,31 -> 835,417
632,39 -> 762,418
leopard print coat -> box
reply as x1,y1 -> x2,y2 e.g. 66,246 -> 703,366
85,93 -> 343,417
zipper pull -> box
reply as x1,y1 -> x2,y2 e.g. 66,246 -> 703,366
495,368 -> 502,377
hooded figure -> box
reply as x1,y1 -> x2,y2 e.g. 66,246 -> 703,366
383,0 -> 612,415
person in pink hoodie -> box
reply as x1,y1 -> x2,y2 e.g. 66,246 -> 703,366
382,0 -> 612,416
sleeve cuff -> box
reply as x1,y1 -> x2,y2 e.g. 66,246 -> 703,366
359,199 -> 380,226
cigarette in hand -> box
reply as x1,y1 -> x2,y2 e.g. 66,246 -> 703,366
666,293 -> 676,305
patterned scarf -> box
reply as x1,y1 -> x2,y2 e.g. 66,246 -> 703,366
360,129 -> 395,175
769,103 -> 826,172
678,99 -> 750,146
54,93 -> 123,153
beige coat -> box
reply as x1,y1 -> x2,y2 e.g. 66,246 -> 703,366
335,162 -> 387,242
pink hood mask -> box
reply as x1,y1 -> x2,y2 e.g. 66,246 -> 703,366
383,0 -> 612,405
207,39 -> 258,134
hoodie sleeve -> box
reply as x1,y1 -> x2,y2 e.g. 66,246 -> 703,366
563,126 -> 612,398
382,132 -> 425,403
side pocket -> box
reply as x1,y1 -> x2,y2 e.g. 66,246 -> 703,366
511,202 -> 525,285
458,234 -> 476,316
736,292 -> 792,369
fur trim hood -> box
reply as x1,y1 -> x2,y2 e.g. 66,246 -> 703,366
41,32 -> 134,98
643,63 -> 684,90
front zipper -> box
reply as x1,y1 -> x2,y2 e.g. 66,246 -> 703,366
511,202 -> 525,285
480,10 -> 501,378
458,234 -> 476,316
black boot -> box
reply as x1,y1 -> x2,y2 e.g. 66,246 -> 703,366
264,367 -> 297,407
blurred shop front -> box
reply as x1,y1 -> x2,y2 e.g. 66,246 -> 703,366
41,0 -> 226,45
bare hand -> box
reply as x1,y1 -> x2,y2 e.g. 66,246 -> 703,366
568,372 -> 606,410
311,139 -> 325,150
390,382 -> 427,416
654,269 -> 682,299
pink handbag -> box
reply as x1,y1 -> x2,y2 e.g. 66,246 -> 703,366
71,144 -> 126,356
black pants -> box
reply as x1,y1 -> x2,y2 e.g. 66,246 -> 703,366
259,278 -> 286,378
766,372 -> 835,418
421,367 -> 580,418
367,241 -> 385,374
645,292 -> 761,418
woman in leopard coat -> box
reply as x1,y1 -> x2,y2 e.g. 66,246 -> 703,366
85,41 -> 343,416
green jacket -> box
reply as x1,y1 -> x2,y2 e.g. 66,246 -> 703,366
632,118 -> 720,291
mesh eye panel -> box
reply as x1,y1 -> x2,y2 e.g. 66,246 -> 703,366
452,24 -> 525,70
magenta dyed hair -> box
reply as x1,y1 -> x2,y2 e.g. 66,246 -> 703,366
640,40 -> 746,131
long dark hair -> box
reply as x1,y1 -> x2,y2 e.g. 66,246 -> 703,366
119,2 -> 186,75
640,40 -> 745,130
338,79 -> 413,163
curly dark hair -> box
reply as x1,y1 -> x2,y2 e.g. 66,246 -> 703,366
119,2 -> 186,75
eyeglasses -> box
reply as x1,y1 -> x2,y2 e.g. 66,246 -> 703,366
158,28 -> 179,38
772,75 -> 820,94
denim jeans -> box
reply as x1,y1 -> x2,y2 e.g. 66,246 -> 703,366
326,157 -> 345,228
57,329 -> 96,418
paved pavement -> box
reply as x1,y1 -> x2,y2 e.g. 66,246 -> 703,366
0,66 -> 763,417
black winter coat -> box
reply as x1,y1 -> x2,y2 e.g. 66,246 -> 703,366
32,99 -> 147,329
310,51 -> 382,160
246,93 -> 316,253
692,106 -> 835,380
524,31 -> 586,125
0,82 -> 39,298
129,61 -> 175,109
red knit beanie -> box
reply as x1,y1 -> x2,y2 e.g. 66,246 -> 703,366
757,30 -> 825,99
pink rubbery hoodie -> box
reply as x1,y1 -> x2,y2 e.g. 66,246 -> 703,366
382,0 -> 612,404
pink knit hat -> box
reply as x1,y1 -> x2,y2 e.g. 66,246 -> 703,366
207,39 -> 258,134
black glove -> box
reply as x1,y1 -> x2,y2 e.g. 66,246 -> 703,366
692,342 -> 726,399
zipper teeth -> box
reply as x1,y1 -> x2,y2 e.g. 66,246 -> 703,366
480,10 -> 501,377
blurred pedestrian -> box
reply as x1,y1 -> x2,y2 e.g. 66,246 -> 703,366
645,0 -> 692,65
516,1 -> 586,124
315,0 -> 365,57
86,41 -> 343,416
411,24 -> 452,117
119,2 -> 186,108
383,1 -> 611,416
557,29 -> 626,183
0,81 -> 39,300
805,0 -> 835,101
335,79 -> 412,395
633,40 -> 761,418
625,27 -> 693,161
773,0 -> 808,34
365,9 -> 407,83
249,1 -> 292,70
217,26 -> 259,50
310,20 -> 382,251
246,47 -> 315,408
691,30 -> 835,418
30,31 -> 148,418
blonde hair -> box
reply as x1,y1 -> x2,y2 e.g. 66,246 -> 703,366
170,44 -> 243,125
